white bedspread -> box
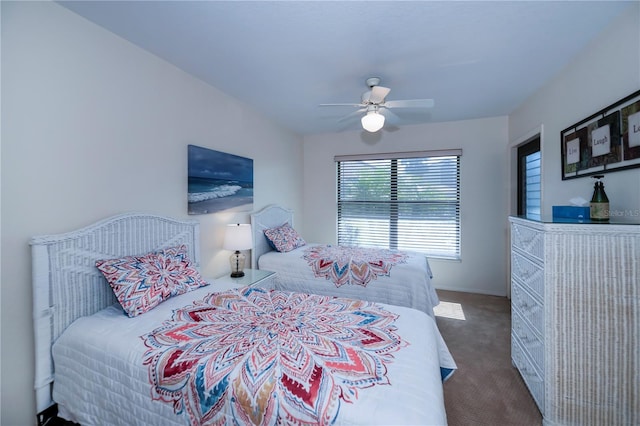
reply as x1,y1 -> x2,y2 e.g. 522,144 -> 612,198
259,244 -> 440,317
53,284 -> 455,426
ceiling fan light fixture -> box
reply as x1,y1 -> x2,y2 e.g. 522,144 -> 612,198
361,111 -> 385,132
320,77 -> 434,132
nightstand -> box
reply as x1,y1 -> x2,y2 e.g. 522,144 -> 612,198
209,268 -> 276,292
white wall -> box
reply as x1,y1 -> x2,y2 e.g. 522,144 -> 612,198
302,116 -> 509,296
1,2 -> 303,424
509,2 -> 640,217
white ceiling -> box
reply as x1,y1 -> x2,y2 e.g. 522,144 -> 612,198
57,1 -> 633,135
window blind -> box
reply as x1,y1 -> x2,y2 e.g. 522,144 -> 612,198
336,151 -> 461,260
525,151 -> 541,220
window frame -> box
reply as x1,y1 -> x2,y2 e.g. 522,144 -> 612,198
517,136 -> 541,219
335,150 -> 462,260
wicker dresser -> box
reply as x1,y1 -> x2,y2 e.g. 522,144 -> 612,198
509,216 -> 639,426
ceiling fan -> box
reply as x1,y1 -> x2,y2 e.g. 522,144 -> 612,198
319,77 -> 435,132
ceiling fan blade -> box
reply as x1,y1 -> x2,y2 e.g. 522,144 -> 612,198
379,107 -> 400,124
384,99 -> 435,109
338,108 -> 367,123
319,103 -> 364,107
368,86 -> 391,104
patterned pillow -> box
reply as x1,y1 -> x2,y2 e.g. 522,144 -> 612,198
96,245 -> 208,317
263,223 -> 306,253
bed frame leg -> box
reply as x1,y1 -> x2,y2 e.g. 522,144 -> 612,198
36,404 -> 58,426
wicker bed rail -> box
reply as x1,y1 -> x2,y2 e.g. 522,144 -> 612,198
30,212 -> 200,413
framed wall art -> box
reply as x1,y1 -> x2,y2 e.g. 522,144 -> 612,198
561,89 -> 640,180
187,145 -> 254,214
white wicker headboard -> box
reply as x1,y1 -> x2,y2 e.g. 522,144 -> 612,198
30,212 -> 200,413
250,204 -> 294,269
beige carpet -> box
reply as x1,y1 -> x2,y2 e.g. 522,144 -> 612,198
435,290 -> 542,426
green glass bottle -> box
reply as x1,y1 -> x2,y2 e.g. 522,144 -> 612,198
590,175 -> 609,222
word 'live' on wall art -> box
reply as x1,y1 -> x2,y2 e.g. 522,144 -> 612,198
187,145 -> 253,214
561,90 -> 640,180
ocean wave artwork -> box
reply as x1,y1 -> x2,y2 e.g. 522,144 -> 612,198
188,145 -> 254,214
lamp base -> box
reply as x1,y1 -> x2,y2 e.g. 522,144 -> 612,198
229,250 -> 246,279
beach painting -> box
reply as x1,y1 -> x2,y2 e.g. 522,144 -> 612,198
188,145 -> 253,214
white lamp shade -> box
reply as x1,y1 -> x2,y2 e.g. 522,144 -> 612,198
223,223 -> 253,251
361,111 -> 385,132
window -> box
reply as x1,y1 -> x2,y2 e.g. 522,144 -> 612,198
517,137 -> 541,220
336,150 -> 461,260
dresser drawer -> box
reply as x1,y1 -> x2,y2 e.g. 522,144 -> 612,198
511,252 -> 544,300
511,281 -> 544,337
511,222 -> 545,263
512,310 -> 544,374
512,337 -> 545,413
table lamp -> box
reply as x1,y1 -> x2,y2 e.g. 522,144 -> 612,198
223,223 -> 252,277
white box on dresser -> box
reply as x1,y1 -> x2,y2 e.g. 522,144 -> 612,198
509,216 -> 639,426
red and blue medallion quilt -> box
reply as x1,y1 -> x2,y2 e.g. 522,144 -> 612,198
141,286 -> 408,425
303,245 -> 408,287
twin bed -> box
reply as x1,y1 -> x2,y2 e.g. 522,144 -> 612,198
251,204 -> 440,317
31,211 -> 455,425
